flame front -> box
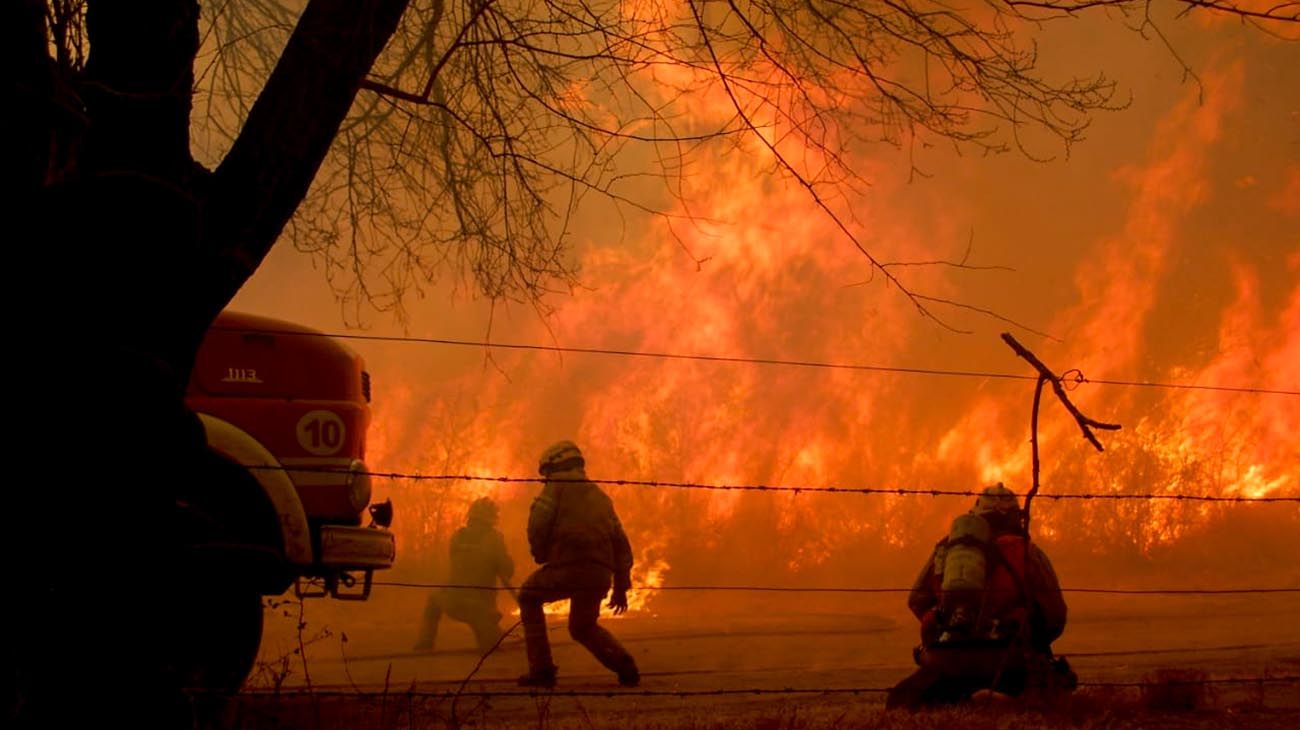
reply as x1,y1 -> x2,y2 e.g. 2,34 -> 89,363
241,23 -> 1300,613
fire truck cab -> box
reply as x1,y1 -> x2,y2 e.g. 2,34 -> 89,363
179,310 -> 395,690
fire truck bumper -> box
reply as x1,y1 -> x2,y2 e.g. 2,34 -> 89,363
296,525 -> 396,601
318,524 -> 396,570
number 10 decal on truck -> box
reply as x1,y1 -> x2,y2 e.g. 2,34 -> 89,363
179,311 -> 395,691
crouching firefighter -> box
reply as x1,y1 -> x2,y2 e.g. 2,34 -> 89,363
516,441 -> 641,688
413,497 -> 515,654
886,483 -> 1077,709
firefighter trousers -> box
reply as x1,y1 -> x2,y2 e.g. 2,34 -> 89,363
517,565 -> 634,677
415,590 -> 504,654
886,643 -> 1075,709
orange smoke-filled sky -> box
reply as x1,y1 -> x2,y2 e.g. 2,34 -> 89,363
230,13 -> 1298,599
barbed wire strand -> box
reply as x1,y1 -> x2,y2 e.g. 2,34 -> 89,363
239,674 -> 1300,698
212,327 -> 1299,397
252,465 -> 1300,503
372,581 -> 1300,595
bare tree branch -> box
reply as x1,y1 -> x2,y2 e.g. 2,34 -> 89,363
1008,0 -> 1299,23
164,0 -> 1282,325
1001,332 -> 1122,451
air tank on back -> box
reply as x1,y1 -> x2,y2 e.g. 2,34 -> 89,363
937,512 -> 991,639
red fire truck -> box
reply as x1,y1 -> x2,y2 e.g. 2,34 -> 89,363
178,310 -> 395,690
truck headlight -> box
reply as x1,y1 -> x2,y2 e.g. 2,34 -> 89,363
347,460 -> 372,513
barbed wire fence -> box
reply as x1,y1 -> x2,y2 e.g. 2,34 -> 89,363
251,464 -> 1300,503
212,325 -> 1300,397
370,581 -> 1300,594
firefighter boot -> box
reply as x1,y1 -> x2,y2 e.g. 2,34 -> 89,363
616,657 -> 640,688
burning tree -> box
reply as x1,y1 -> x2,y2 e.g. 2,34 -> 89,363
6,0 -> 1294,723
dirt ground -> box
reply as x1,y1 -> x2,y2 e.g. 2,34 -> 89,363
222,588 -> 1300,728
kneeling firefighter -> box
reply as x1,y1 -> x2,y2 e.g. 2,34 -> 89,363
886,483 -> 1077,709
413,497 -> 515,654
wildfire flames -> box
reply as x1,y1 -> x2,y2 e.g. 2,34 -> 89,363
241,24 -> 1299,617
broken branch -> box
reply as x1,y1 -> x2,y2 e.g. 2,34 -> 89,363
1001,332 -> 1121,451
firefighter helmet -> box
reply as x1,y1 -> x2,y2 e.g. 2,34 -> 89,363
467,497 -> 499,525
538,440 -> 585,476
974,482 -> 1020,514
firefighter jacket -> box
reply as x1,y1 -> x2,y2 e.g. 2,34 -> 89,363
446,521 -> 514,606
908,529 -> 1067,650
527,467 -> 634,591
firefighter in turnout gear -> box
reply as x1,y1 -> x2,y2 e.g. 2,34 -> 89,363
887,483 -> 1076,709
516,441 -> 640,688
413,497 -> 515,654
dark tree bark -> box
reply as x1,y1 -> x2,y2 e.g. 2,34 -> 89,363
3,0 -> 53,201
33,1 -> 207,386
14,0 -> 412,384
82,0 -> 200,184
29,0 -> 410,384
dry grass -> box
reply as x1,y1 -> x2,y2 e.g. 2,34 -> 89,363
205,685 -> 1298,730
1140,669 -> 1211,712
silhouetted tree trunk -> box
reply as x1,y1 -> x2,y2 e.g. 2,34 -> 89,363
4,1 -> 52,202
82,1 -> 199,184
12,1 -> 409,724
31,0 -> 410,378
